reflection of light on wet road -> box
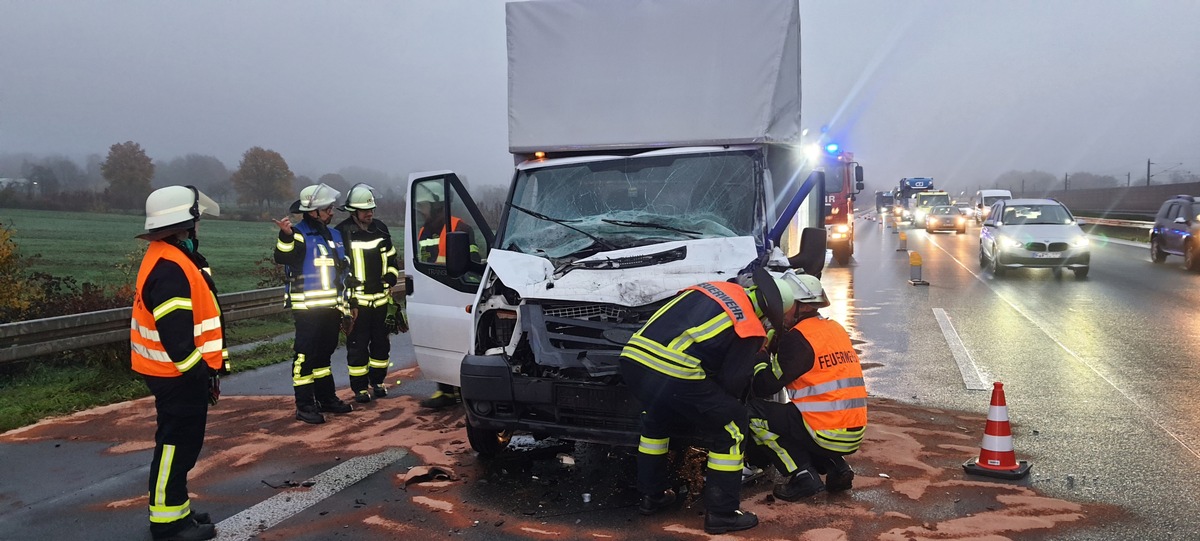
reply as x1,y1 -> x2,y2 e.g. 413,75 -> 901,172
819,265 -> 857,341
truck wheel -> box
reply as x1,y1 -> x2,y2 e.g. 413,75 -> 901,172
833,245 -> 851,265
466,424 -> 510,457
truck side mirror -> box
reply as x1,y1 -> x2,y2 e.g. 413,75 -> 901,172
787,227 -> 827,278
445,231 -> 471,278
854,165 -> 864,192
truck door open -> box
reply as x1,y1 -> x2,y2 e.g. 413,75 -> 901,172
404,171 -> 494,387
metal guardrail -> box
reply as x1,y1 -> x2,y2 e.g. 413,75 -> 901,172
1076,217 -> 1153,229
0,287 -> 285,364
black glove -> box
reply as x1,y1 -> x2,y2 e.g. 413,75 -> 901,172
385,302 -> 408,334
208,373 -> 221,406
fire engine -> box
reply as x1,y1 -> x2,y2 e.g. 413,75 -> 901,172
818,144 -> 864,265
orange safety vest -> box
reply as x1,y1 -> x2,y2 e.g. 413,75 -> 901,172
418,216 -> 463,263
786,316 -> 866,430
130,241 -> 225,377
683,282 -> 766,339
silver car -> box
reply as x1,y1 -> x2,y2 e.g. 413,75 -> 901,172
979,198 -> 1090,278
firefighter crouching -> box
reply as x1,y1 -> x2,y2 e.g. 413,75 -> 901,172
132,185 -> 227,541
334,184 -> 405,404
273,183 -> 358,424
747,273 -> 867,501
617,269 -> 809,535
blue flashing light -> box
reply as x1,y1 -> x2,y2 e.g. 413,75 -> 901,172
824,143 -> 840,155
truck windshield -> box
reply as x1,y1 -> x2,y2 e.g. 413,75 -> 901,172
499,150 -> 760,260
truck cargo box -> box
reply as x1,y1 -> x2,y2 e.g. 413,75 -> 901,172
507,0 -> 801,153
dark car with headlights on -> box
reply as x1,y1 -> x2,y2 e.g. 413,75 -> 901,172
925,205 -> 968,234
979,198 -> 1090,278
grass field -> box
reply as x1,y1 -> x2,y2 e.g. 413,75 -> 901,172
2,208 -> 406,293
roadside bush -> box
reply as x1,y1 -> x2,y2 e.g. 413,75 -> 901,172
0,222 -> 38,323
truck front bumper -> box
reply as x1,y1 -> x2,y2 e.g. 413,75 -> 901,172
460,354 -> 643,447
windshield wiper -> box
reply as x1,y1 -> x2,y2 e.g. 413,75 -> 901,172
508,203 -> 619,251
601,218 -> 701,238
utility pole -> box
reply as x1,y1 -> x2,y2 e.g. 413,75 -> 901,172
1127,172 -> 1131,187
1147,159 -> 1152,187
1064,172 -> 1069,191
1021,178 -> 1025,195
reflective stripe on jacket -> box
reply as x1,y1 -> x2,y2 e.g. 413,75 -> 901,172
786,316 -> 867,432
621,282 -> 763,380
131,241 -> 224,377
288,220 -> 350,311
419,217 -> 472,264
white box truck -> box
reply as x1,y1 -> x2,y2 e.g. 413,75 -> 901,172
404,0 -> 828,455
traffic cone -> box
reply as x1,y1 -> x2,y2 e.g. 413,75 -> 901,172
962,382 -> 1031,479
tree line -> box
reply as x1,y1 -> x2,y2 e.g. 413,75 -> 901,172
0,144 -> 408,218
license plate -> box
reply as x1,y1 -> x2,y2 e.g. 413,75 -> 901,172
1032,252 -> 1062,258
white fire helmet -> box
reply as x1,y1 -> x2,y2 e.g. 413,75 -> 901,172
142,185 -> 219,233
297,183 -> 341,211
342,183 -> 377,211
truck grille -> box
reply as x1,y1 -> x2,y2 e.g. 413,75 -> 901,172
543,303 -> 629,321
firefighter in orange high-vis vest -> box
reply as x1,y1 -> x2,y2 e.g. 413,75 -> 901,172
747,273 -> 866,502
617,269 -> 806,536
131,185 -> 227,541
413,183 -> 478,409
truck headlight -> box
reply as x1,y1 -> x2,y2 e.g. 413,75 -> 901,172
835,224 -> 850,233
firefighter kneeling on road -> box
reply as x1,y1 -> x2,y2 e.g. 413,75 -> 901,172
132,186 -> 227,541
747,273 -> 867,501
618,268 -> 807,535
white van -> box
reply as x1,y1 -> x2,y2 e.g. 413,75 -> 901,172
972,189 -> 1013,223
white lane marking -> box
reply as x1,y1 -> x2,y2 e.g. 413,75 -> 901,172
924,236 -> 1200,461
932,308 -> 989,390
215,448 -> 407,541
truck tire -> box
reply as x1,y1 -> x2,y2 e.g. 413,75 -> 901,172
466,424 -> 510,457
833,244 -> 851,265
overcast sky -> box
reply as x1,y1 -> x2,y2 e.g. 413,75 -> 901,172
1,1 -> 1197,196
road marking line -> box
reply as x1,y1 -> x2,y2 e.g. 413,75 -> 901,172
215,447 -> 407,541
932,308 -> 989,390
925,237 -> 1200,462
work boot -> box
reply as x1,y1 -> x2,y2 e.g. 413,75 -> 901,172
151,518 -> 216,541
703,509 -> 758,535
637,488 -> 676,516
372,384 -> 388,398
773,468 -> 825,501
825,464 -> 855,492
295,404 -> 325,425
318,397 -> 353,414
419,390 -> 461,409
189,512 -> 212,524
354,390 -> 373,404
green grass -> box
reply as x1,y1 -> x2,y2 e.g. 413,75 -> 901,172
2,208 -> 284,292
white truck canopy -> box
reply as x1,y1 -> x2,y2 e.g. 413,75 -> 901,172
506,0 -> 801,153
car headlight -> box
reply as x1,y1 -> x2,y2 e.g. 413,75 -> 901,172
1072,236 -> 1090,247
999,236 -> 1024,249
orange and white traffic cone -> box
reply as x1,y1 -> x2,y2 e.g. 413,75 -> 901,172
962,382 -> 1032,479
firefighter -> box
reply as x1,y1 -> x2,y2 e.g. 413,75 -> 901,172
413,183 -> 477,409
273,183 -> 357,424
617,269 -> 806,535
748,273 -> 866,501
131,185 -> 227,541
334,184 -> 404,403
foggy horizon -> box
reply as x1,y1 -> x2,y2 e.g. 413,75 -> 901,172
1,1 -> 1197,196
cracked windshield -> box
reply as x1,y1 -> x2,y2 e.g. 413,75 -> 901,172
499,151 -> 760,262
